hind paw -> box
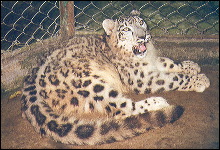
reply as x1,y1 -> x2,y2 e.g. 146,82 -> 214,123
132,97 -> 170,116
180,60 -> 201,75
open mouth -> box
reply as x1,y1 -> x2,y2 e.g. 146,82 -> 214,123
132,43 -> 147,57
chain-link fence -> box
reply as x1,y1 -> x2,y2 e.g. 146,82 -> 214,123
1,1 -> 219,51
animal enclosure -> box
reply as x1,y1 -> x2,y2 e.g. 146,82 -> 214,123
1,1 -> 219,51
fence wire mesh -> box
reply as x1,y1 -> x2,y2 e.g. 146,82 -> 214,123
1,1 -> 219,52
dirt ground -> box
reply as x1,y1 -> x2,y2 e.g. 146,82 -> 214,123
1,64 -> 219,149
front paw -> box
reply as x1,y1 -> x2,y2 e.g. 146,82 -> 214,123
180,61 -> 201,75
192,74 -> 210,92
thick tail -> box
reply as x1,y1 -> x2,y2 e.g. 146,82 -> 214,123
22,100 -> 184,145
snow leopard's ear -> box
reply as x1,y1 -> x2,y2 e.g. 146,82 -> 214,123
130,10 -> 141,16
102,19 -> 116,35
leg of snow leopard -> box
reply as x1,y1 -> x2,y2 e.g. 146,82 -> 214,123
156,57 -> 201,75
107,93 -> 179,120
129,71 -> 210,94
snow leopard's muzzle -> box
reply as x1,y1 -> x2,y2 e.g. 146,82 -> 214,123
132,43 -> 147,57
132,35 -> 151,58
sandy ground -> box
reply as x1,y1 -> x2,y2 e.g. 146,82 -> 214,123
1,65 -> 219,149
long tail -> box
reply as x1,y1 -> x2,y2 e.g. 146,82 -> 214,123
21,96 -> 184,145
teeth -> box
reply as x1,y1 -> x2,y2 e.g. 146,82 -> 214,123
133,48 -> 146,55
132,43 -> 146,53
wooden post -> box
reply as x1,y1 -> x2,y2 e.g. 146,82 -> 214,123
59,1 -> 75,40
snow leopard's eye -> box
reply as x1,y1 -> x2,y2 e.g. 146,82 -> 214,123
122,27 -> 131,31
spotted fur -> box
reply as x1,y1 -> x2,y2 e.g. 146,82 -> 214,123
21,10 -> 210,145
